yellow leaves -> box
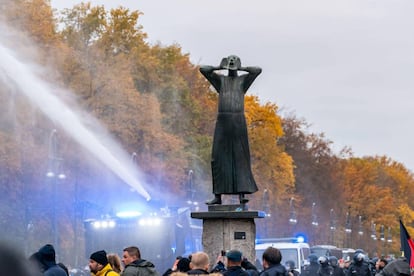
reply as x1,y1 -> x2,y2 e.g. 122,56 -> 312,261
398,204 -> 414,225
340,156 -> 414,232
244,95 -> 295,206
3,0 -> 56,44
245,95 -> 283,139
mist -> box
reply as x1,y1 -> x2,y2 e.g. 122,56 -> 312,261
0,22 -> 151,201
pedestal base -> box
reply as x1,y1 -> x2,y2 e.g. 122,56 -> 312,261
191,207 -> 265,269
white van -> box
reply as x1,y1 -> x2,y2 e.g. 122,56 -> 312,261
255,241 -> 311,274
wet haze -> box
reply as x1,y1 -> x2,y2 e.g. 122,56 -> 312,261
51,0 -> 414,172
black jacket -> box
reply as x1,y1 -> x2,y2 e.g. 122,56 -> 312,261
347,262 -> 371,276
187,268 -> 209,275
260,264 -> 288,276
223,266 -> 250,276
303,263 -> 319,276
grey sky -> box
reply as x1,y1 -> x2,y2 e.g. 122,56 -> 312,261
51,0 -> 414,172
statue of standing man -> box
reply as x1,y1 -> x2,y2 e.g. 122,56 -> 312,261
199,55 -> 262,205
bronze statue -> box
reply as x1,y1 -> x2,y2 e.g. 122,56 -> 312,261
199,55 -> 262,205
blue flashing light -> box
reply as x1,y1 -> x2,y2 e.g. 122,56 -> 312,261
296,235 -> 305,243
295,233 -> 307,243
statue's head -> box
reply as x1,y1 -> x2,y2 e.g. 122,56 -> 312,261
220,55 -> 241,70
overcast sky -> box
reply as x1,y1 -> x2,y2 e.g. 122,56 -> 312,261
51,0 -> 414,172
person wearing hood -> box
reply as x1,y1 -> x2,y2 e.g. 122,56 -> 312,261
34,244 -> 67,276
259,247 -> 288,276
89,250 -> 119,276
121,246 -> 159,276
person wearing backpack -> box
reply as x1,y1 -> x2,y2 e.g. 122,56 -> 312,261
89,250 -> 119,276
121,246 -> 159,276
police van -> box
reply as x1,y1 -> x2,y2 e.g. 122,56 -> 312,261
255,239 -> 311,274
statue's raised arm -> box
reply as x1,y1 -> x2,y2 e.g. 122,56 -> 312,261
239,66 -> 262,92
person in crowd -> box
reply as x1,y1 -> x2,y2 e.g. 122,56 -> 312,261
303,254 -> 319,276
341,257 -> 351,275
1,241 -> 38,276
163,256 -> 191,276
108,253 -> 123,274
121,246 -> 159,276
241,257 -> 260,276
347,253 -> 371,276
328,256 -> 344,276
375,257 -> 409,276
317,256 -> 333,276
187,251 -> 210,275
222,250 -> 249,276
259,247 -> 287,276
34,244 -> 67,276
285,260 -> 299,276
89,250 -> 119,276
369,258 -> 377,276
176,257 -> 191,273
374,258 -> 387,275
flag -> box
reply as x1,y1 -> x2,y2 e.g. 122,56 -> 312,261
399,219 -> 414,275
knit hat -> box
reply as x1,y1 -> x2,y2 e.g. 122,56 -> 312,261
226,250 -> 242,262
90,250 -> 108,266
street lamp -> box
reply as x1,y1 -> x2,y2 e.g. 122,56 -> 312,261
387,227 -> 392,256
262,189 -> 270,237
262,189 -> 270,217
288,198 -> 297,237
387,227 -> 392,243
380,225 -> 385,241
330,209 -> 336,245
46,129 -> 66,258
289,198 -> 297,225
345,211 -> 352,248
47,130 -> 66,179
371,221 -> 377,240
358,215 -> 364,236
380,224 -> 385,256
311,202 -> 318,244
186,170 -> 198,210
311,202 -> 318,227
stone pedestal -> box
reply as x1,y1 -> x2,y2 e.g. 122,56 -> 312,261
191,204 -> 265,269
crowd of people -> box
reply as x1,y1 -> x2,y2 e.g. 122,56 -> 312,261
302,249 -> 409,276
0,241 -> 410,276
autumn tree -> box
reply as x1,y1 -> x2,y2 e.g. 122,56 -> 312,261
241,96 -> 294,237
278,114 -> 344,241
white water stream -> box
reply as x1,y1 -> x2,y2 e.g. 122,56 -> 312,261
0,38 -> 151,201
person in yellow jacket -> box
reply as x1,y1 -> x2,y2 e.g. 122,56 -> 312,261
89,250 -> 120,276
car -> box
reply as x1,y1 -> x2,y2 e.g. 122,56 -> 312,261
310,245 -> 343,259
255,241 -> 311,274
341,248 -> 355,262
